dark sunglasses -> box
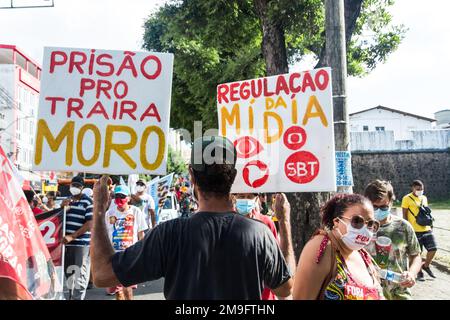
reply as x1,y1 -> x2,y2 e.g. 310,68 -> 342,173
114,194 -> 127,199
373,204 -> 390,210
340,215 -> 380,232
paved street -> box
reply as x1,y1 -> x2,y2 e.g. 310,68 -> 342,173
86,210 -> 450,300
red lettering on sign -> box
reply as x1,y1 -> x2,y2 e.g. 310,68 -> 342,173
96,79 -> 113,99
79,78 -> 96,97
69,51 -> 87,74
285,151 -> 320,184
217,84 -> 229,104
45,97 -> 65,115
230,82 -> 240,101
140,55 -> 162,80
140,103 -> 161,122
119,101 -> 137,120
302,72 -> 316,92
49,51 -> 68,73
96,53 -> 114,77
315,69 -> 329,90
67,98 -> 84,118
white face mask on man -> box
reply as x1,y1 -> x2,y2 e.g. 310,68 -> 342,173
70,187 -> 82,196
136,186 -> 146,193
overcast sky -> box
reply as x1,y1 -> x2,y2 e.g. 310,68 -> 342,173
1,0 -> 448,119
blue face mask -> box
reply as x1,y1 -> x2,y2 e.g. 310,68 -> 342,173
236,199 -> 256,216
374,208 -> 390,221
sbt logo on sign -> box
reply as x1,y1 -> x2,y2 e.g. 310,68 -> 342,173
33,47 -> 173,175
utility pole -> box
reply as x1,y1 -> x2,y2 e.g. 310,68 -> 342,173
325,0 -> 353,193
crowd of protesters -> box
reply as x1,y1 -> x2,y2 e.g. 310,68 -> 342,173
17,135 -> 438,301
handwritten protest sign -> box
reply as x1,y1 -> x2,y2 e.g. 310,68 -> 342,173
33,47 -> 173,175
217,68 -> 336,193
147,173 -> 174,224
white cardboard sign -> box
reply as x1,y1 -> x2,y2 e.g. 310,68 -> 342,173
217,68 -> 336,193
33,47 -> 173,175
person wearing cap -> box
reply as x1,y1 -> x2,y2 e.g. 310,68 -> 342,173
104,185 -> 148,300
130,179 -> 156,229
82,187 -> 94,198
90,136 -> 293,299
61,175 -> 93,300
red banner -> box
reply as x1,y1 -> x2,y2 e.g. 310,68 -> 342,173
0,146 -> 57,299
35,208 -> 64,266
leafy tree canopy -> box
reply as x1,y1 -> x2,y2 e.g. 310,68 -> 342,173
143,0 -> 405,131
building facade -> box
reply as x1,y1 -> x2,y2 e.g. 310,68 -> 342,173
0,44 -> 43,182
349,106 -> 435,140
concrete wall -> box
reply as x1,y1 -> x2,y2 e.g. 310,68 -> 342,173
350,130 -> 450,152
351,150 -> 450,200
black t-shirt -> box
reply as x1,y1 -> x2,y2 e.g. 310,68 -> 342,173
111,211 -> 291,299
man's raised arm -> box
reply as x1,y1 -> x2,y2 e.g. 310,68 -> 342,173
90,175 -> 120,287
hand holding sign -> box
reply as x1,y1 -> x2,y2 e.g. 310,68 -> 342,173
93,175 -> 111,215
274,193 -> 290,222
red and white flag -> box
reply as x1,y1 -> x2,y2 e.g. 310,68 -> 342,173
0,145 -> 58,299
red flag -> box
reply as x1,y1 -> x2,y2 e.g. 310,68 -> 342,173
0,146 -> 57,299
35,208 -> 64,266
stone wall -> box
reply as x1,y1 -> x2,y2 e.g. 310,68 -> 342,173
351,150 -> 450,201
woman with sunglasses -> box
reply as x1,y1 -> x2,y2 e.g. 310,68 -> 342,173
292,193 -> 384,300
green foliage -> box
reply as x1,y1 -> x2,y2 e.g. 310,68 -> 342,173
143,0 -> 405,130
167,145 -> 188,175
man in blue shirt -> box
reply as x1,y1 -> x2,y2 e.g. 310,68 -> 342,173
62,175 -> 93,300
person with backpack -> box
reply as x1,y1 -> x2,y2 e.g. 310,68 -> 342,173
364,180 -> 422,299
292,194 -> 384,300
401,180 -> 437,280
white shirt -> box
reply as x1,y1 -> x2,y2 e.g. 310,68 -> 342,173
134,193 -> 155,226
105,205 -> 148,252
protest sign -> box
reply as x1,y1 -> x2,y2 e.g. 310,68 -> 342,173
0,145 -> 58,299
335,151 -> 354,187
33,47 -> 174,175
35,207 -> 65,296
35,208 -> 65,266
147,173 -> 174,224
217,68 -> 336,193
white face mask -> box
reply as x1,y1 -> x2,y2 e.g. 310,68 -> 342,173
136,186 -> 146,193
338,218 -> 374,251
414,190 -> 424,197
70,187 -> 82,196
42,196 -> 48,204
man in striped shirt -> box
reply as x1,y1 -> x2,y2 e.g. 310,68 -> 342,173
62,175 -> 93,300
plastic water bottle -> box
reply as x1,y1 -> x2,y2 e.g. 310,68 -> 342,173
379,269 -> 404,283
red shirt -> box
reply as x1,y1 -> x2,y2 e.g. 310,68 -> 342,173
32,207 -> 43,215
252,211 -> 279,300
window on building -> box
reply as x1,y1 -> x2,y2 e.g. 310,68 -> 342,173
375,126 -> 385,131
363,125 -> 369,131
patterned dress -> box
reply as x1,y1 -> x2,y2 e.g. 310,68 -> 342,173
317,235 -> 384,300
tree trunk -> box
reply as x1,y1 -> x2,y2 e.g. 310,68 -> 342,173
316,0 -> 363,68
254,0 -> 331,262
253,0 -> 289,75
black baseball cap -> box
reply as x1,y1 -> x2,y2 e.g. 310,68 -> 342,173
71,175 -> 85,187
136,179 -> 146,185
190,136 -> 236,173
